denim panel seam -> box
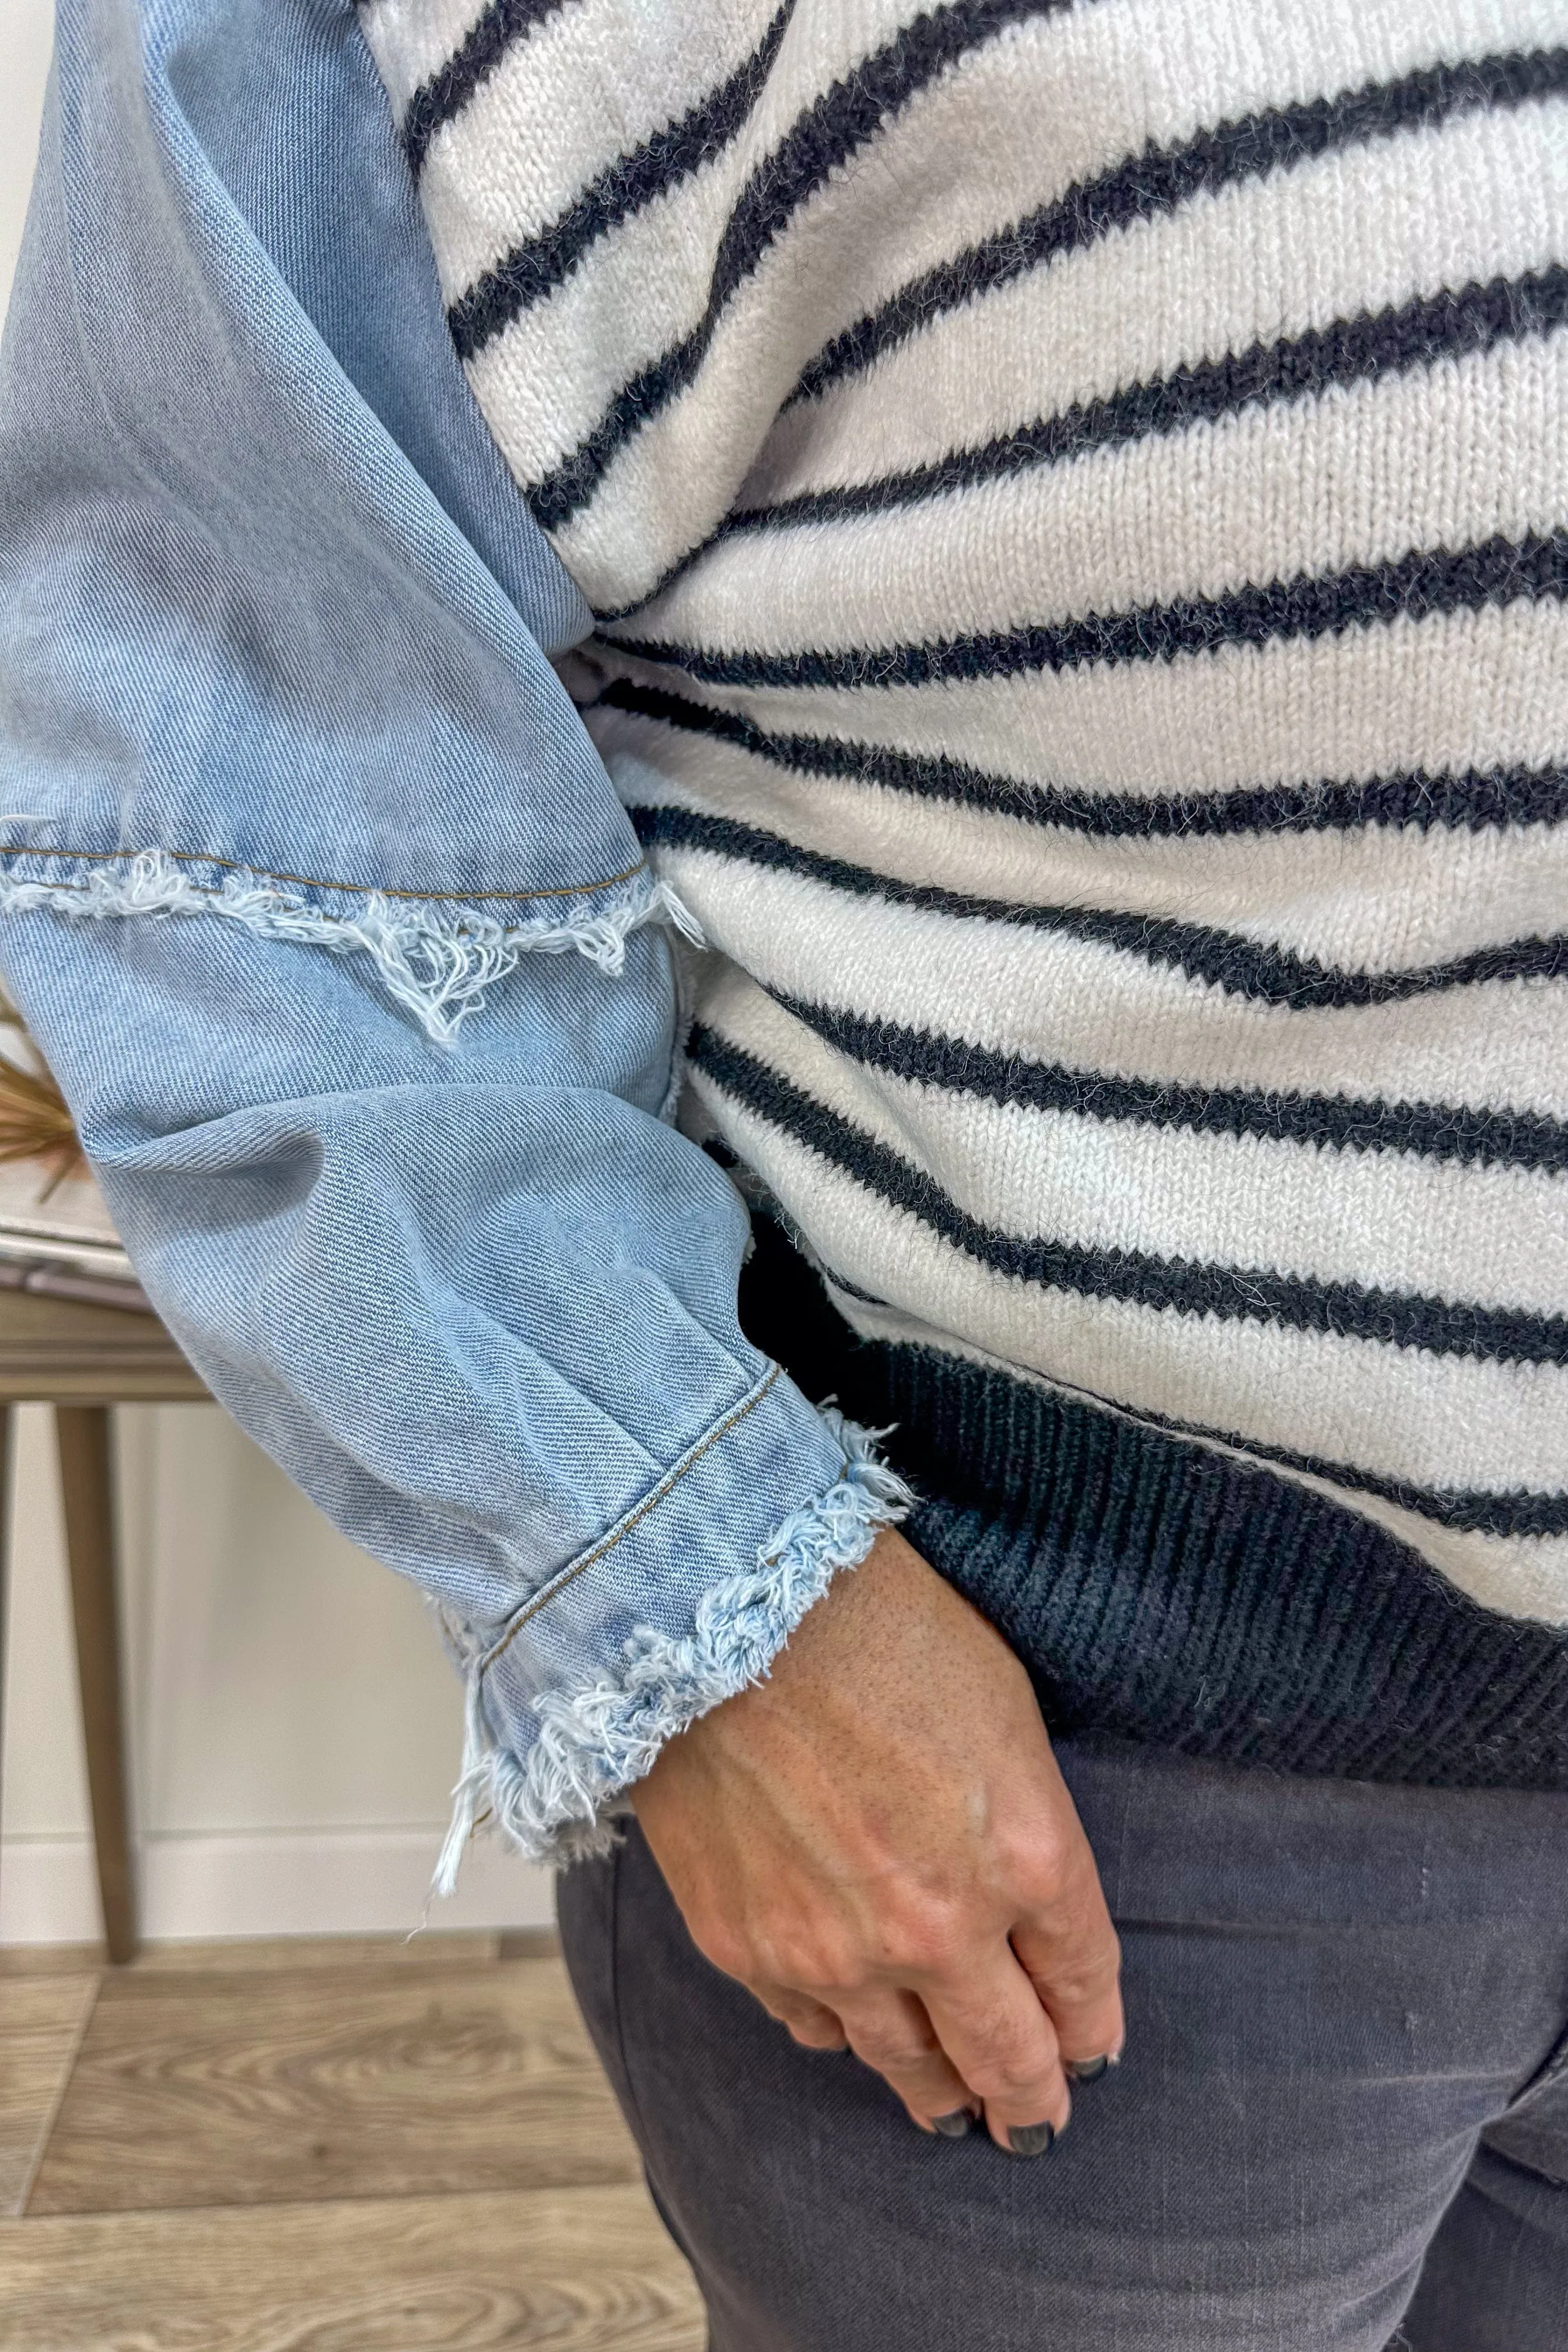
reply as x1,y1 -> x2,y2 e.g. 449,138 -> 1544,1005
0,851 -> 702,1044
479,1360 -> 786,1675
0,840 -> 648,902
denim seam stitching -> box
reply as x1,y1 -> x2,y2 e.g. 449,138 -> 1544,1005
478,1360 -> 785,1675
606,1836 -> 659,2158
0,841 -> 647,904
1502,2020 -> 1568,2114
0,853 -> 702,1044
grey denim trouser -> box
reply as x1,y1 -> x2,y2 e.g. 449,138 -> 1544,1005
556,1735 -> 1568,2351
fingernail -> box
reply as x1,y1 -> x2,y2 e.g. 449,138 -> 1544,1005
1006,2120 -> 1058,2158
1064,2052 -> 1118,2084
932,2108 -> 975,2140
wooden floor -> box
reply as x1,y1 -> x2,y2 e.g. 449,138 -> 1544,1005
0,1930 -> 706,2350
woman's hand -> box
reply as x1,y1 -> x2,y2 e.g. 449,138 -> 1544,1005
631,1525 -> 1124,2153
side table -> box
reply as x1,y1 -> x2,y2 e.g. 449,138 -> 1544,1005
0,1288 -> 208,1962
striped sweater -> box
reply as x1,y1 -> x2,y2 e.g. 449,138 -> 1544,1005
358,0 -> 1568,1782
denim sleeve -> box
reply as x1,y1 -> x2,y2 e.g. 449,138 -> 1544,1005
0,0 -> 906,1874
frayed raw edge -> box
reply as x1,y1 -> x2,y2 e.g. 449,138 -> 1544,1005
432,1410 -> 911,1891
0,851 -> 702,1045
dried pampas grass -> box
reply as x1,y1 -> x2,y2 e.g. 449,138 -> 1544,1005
0,1000 -> 85,1192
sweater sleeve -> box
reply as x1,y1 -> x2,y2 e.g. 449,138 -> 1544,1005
0,0 -> 906,1872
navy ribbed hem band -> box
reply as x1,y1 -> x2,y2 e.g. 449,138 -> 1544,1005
737,1220 -> 1568,1790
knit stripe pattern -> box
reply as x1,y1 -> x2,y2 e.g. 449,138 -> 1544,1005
359,1 -> 1568,1669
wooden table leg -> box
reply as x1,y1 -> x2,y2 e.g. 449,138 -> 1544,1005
55,1405 -> 136,1964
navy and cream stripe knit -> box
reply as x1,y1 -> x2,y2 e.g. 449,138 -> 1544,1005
359,0 -> 1568,1783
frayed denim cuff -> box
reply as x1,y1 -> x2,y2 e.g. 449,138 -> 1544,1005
433,1385 -> 911,1882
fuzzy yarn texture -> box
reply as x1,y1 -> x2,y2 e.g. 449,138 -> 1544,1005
358,0 -> 1568,1647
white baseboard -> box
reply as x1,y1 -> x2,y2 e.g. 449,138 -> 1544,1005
0,1826 -> 555,1945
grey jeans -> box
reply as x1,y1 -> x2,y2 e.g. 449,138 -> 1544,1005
556,1735 -> 1568,2351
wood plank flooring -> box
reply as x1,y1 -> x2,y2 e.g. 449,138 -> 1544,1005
0,1931 -> 705,2351
2,2188 -> 704,2351
0,1975 -> 95,2213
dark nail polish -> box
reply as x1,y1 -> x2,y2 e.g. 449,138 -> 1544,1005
1006,2120 -> 1057,2158
1064,2053 -> 1115,2084
932,2108 -> 975,2139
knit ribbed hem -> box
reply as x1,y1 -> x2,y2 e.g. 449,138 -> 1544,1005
738,1224 -> 1568,1791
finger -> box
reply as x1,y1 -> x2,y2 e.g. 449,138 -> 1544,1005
753,1982 -> 850,2052
922,1943 -> 1070,2156
1010,1836 -> 1125,2076
835,1986 -> 978,2134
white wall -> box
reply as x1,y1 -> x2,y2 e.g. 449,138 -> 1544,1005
0,1 -> 551,1944
0,1 -> 55,318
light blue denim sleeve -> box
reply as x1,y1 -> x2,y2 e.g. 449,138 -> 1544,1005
0,0 -> 907,1873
